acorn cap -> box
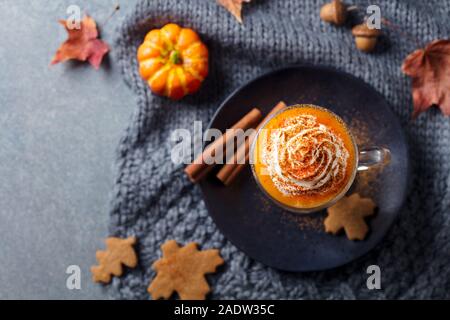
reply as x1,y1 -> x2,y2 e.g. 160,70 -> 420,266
320,0 -> 347,25
352,23 -> 381,37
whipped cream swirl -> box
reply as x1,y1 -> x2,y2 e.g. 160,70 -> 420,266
262,114 -> 349,195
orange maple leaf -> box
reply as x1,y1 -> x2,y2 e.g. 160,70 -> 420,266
217,0 -> 252,24
51,15 -> 109,69
402,39 -> 450,117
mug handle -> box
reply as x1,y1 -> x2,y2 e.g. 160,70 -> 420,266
357,147 -> 391,171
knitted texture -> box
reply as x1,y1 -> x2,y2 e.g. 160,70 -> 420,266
111,0 -> 450,299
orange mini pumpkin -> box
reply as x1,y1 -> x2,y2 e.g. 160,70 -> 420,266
137,23 -> 209,100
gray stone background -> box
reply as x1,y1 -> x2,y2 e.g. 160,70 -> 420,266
0,0 -> 139,299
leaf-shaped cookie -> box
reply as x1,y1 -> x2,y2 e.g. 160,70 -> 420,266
324,194 -> 376,240
91,237 -> 137,283
148,240 -> 224,300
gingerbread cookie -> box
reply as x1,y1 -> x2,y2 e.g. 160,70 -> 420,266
148,240 -> 224,300
91,236 -> 138,283
324,193 -> 376,240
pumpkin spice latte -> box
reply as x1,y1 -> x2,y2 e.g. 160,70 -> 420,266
252,105 -> 357,212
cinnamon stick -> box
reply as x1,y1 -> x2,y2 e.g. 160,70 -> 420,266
184,108 -> 263,183
216,101 -> 287,185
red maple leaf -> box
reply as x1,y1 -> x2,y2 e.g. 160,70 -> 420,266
217,0 -> 252,24
51,15 -> 109,69
402,39 -> 450,117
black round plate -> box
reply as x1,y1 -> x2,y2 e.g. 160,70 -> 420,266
199,65 -> 409,272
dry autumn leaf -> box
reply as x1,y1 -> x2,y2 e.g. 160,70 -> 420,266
51,15 -> 109,69
402,39 -> 450,117
217,0 -> 251,24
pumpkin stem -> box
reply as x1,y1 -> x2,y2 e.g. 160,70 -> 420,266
169,50 -> 182,65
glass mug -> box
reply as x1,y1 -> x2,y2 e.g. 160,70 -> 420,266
250,104 -> 390,213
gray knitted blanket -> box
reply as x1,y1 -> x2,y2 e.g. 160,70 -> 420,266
111,0 -> 450,299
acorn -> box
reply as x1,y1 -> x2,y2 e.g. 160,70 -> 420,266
320,0 -> 348,25
352,23 -> 381,52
